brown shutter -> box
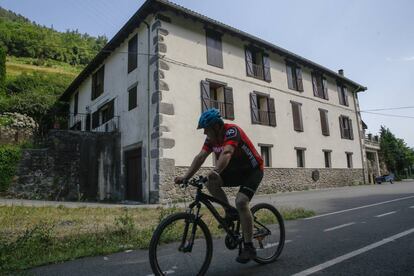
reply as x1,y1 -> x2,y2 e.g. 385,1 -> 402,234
263,54 -> 271,82
245,48 -> 254,76
268,97 -> 276,127
323,78 -> 329,100
224,87 -> 234,120
344,87 -> 349,106
312,73 -> 318,97
286,64 -> 294,90
339,116 -> 344,138
92,111 -> 99,129
319,109 -> 329,136
200,80 -> 210,112
250,93 -> 259,124
292,102 -> 303,131
349,119 -> 354,140
337,84 -> 344,105
108,99 -> 114,119
296,67 -> 303,91
128,34 -> 138,73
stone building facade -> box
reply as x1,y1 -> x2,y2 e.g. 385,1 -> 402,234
61,0 -> 368,203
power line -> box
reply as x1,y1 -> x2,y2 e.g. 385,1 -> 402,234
360,111 -> 414,119
361,106 -> 414,112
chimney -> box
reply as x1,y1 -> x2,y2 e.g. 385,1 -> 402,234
338,69 -> 344,76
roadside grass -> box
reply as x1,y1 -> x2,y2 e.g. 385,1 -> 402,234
0,205 -> 314,273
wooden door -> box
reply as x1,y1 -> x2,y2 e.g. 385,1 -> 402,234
125,148 -> 142,201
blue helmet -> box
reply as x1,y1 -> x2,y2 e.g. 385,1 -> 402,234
197,108 -> 223,129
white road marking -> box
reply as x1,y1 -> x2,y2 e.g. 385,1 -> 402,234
324,222 -> 355,232
146,270 -> 175,276
305,195 -> 414,220
375,211 -> 396,218
410,206 -> 414,209
257,240 -> 292,250
291,227 -> 414,276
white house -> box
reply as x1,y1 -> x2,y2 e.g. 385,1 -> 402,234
61,0 -> 369,204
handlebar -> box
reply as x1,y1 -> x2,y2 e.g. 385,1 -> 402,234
180,176 -> 208,189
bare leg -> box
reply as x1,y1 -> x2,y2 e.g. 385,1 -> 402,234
205,173 -> 229,205
235,192 -> 253,243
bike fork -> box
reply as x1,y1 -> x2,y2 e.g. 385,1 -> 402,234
179,204 -> 201,253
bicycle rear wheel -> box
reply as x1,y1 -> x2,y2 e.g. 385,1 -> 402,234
149,212 -> 213,276
251,203 -> 285,264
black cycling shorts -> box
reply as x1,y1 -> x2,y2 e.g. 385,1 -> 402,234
220,169 -> 263,200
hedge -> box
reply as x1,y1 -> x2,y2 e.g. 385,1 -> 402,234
0,145 -> 22,192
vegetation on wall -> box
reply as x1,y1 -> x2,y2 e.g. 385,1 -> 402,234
0,145 -> 22,192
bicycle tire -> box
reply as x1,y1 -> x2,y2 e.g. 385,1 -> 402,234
149,212 -> 213,276
251,203 -> 285,264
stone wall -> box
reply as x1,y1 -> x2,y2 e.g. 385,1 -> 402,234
0,113 -> 37,145
159,165 -> 364,203
9,130 -> 121,201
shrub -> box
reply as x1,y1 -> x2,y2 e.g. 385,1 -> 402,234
0,144 -> 22,192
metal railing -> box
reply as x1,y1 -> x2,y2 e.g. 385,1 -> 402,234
252,63 -> 264,80
210,100 -> 226,117
65,113 -> 119,133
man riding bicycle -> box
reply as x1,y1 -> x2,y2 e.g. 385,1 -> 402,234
175,108 -> 264,263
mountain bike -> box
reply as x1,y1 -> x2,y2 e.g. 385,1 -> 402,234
149,176 -> 285,276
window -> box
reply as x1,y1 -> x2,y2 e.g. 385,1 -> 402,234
245,47 -> 271,82
205,29 -> 223,68
312,72 -> 328,100
346,152 -> 353,168
92,99 -> 114,129
291,101 -> 303,132
286,62 -> 303,91
250,92 -> 276,126
128,86 -> 137,111
296,148 -> 306,168
128,34 -> 138,73
200,80 -> 234,119
92,66 -> 105,100
259,144 -> 272,167
323,150 -> 332,168
73,92 -> 79,115
339,115 -> 354,140
319,108 -> 330,136
337,83 -> 349,106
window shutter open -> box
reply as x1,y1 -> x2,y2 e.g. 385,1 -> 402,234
224,87 -> 234,120
319,109 -> 329,136
349,119 -> 354,140
268,97 -> 276,127
323,78 -> 329,100
292,102 -> 303,131
263,54 -> 271,82
200,80 -> 211,112
286,64 -> 294,90
337,84 -> 344,105
250,93 -> 259,124
245,48 -> 254,77
344,87 -> 349,106
312,73 -> 318,97
108,99 -> 114,120
296,67 -> 303,91
339,116 -> 344,138
92,111 -> 99,129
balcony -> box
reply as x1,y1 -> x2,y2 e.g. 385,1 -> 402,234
365,134 -> 380,150
53,113 -> 120,133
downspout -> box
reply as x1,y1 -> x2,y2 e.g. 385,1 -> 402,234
143,20 -> 151,203
352,85 -> 367,184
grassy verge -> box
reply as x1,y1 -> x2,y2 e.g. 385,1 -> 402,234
0,205 -> 314,273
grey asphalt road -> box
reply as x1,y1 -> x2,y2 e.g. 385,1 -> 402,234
28,182 -> 414,276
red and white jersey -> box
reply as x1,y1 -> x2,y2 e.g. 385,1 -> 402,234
202,123 -> 264,172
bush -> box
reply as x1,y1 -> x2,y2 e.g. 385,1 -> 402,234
0,144 -> 22,192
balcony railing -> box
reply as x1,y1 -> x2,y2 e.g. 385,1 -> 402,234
210,100 -> 226,117
58,113 -> 120,133
252,63 -> 264,80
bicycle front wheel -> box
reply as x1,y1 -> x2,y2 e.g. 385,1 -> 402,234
251,203 -> 285,264
149,212 -> 213,276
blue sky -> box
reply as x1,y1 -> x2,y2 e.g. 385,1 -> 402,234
1,0 -> 413,146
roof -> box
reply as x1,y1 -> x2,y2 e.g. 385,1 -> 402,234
60,0 -> 367,101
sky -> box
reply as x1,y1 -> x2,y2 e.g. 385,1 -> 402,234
1,0 -> 413,146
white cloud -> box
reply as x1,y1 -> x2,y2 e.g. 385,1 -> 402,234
402,56 -> 414,61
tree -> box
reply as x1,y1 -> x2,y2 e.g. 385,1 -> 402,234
379,126 -> 414,177
0,45 -> 5,94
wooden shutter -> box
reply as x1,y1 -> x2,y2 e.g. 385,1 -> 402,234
344,87 -> 349,106
292,102 -> 303,131
296,67 -> 303,91
312,73 -> 318,97
245,48 -> 254,76
86,113 -> 91,131
268,97 -> 276,127
74,92 -> 79,115
286,64 -> 294,90
108,99 -> 114,119
337,84 -> 344,105
263,54 -> 271,82
200,80 -> 211,112
92,111 -> 99,129
349,119 -> 354,140
319,109 -> 329,136
128,34 -> 138,73
128,86 -> 137,111
250,93 -> 259,124
206,30 -> 223,68
339,116 -> 344,138
224,87 -> 234,120
323,78 -> 329,100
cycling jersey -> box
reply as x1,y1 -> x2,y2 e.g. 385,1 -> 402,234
202,123 -> 264,172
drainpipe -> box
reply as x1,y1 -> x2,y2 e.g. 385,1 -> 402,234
352,85 -> 367,184
143,20 -> 151,203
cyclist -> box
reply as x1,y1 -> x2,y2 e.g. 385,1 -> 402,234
175,108 -> 264,263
